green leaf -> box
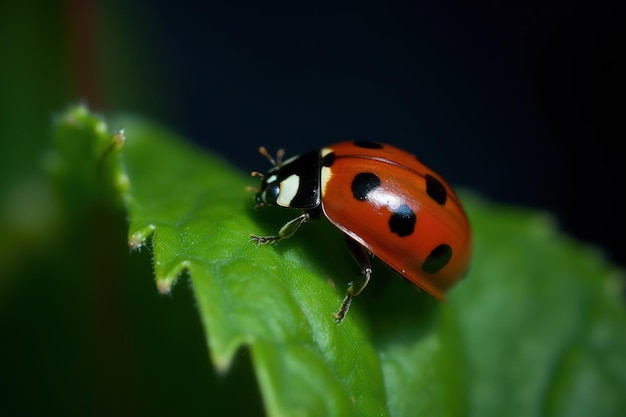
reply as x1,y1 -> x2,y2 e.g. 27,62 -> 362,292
75,107 -> 388,417
451,200 -> 626,417
51,105 -> 626,417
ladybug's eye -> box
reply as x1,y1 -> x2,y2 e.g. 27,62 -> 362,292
264,182 -> 280,205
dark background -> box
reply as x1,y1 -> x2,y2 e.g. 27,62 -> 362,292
96,1 -> 622,268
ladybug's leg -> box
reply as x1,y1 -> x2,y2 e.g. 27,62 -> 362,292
335,236 -> 372,323
250,211 -> 312,245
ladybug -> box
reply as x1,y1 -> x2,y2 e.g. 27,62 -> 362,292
250,140 -> 471,323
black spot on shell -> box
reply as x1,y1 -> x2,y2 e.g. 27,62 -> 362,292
351,172 -> 381,201
388,204 -> 416,237
422,244 -> 452,274
321,152 -> 336,167
353,140 -> 383,149
425,174 -> 447,205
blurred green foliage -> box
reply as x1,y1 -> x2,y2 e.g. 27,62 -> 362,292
0,3 -> 260,416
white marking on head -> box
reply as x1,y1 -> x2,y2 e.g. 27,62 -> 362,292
320,147 -> 334,197
321,166 -> 332,197
276,174 -> 300,207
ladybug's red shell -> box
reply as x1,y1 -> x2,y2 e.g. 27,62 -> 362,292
319,141 -> 471,298
252,140 -> 471,317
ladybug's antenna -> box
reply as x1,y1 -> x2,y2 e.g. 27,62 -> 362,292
258,146 -> 285,167
275,148 -> 285,166
246,172 -> 263,193
258,147 -> 275,166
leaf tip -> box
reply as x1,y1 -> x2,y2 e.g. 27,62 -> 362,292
156,260 -> 191,294
128,224 -> 156,250
156,278 -> 173,294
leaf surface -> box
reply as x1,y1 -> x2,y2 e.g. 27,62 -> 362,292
52,106 -> 626,417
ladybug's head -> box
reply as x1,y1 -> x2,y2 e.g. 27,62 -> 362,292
250,146 -> 286,209
253,169 -> 281,208
250,146 -> 321,210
